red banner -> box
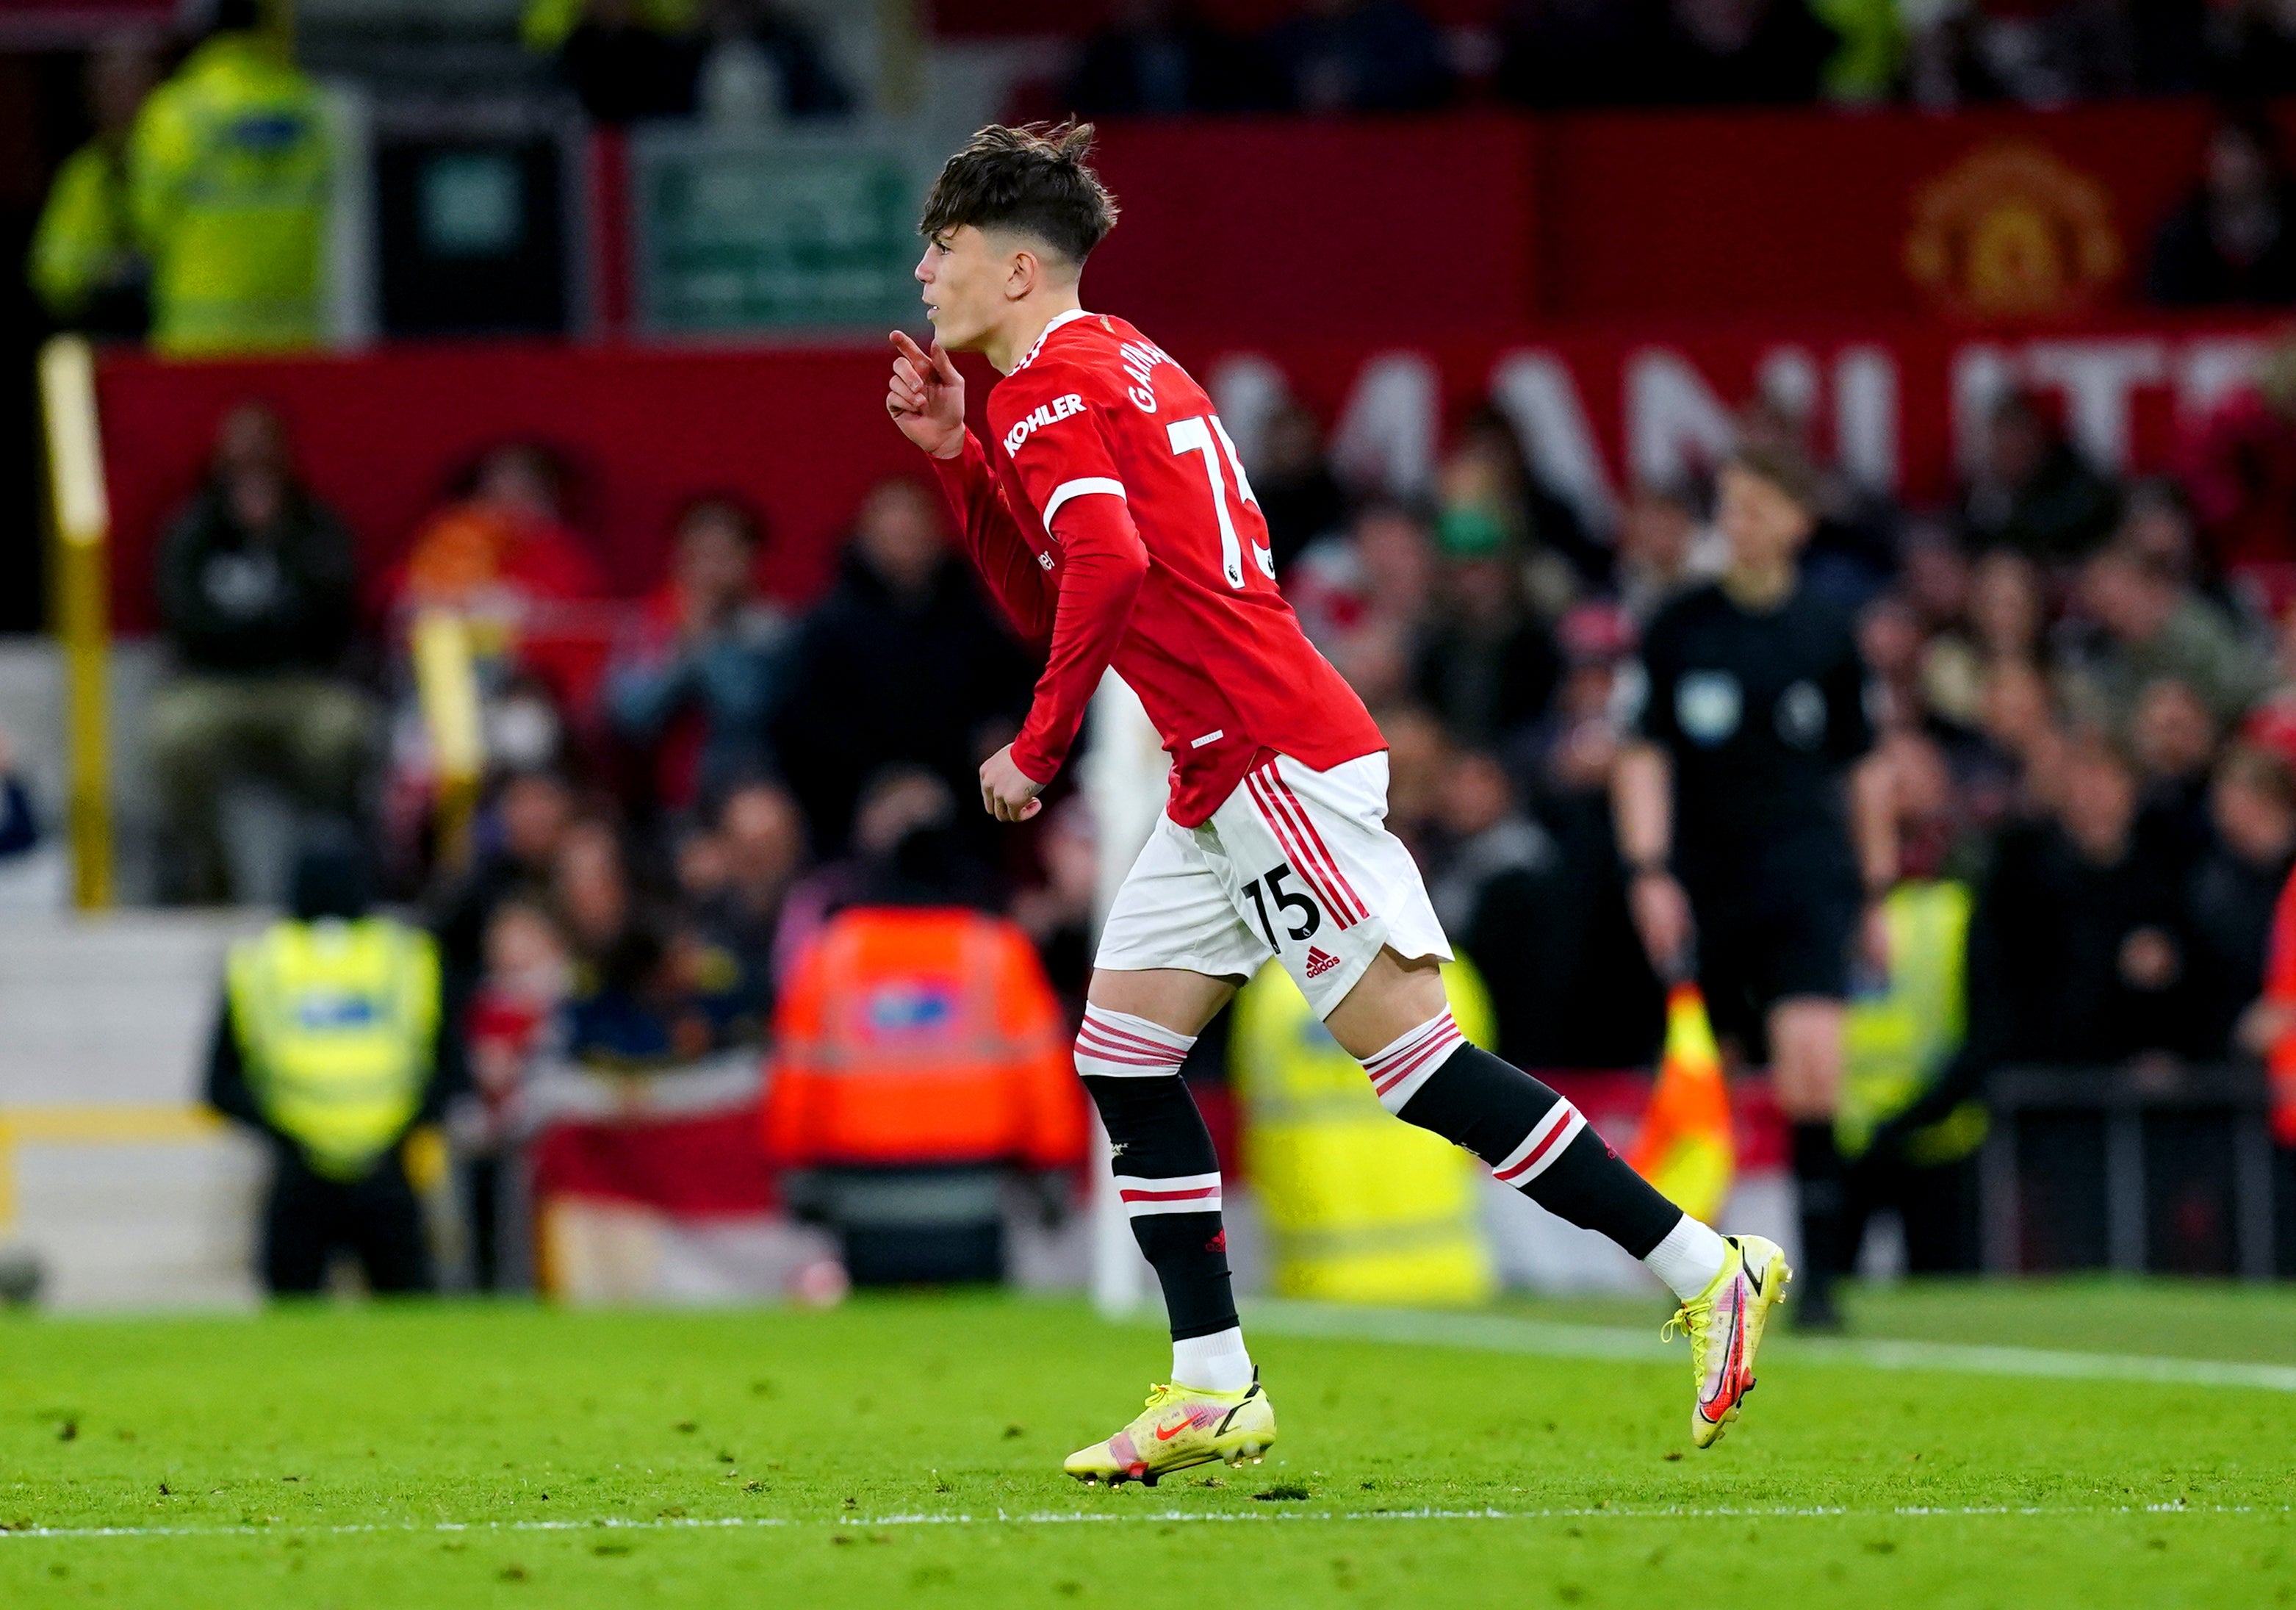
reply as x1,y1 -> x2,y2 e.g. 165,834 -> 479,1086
958,102 -> 2295,334
91,310 -> 2284,630
93,341 -> 935,633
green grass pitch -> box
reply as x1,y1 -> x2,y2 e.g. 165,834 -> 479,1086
1,1282 -> 2291,1608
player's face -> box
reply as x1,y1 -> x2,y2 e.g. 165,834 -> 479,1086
915,226 -> 1006,353
1716,464 -> 1814,573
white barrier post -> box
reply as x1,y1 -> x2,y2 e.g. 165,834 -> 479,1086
1078,670 -> 1167,1320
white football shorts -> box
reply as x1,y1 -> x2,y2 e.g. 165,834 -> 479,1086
1095,750 -> 1453,1018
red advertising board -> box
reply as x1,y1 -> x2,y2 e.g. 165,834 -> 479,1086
93,311 -> 2284,633
921,102 -> 2296,337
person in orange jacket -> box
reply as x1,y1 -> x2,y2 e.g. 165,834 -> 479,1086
762,819 -> 1086,1283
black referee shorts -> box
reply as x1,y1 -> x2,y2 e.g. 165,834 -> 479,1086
1684,868 -> 1859,1063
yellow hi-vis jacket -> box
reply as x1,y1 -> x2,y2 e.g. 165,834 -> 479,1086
28,140 -> 138,323
1840,879 -> 1986,1165
1231,957 -> 1497,1305
227,918 -> 439,1181
128,32 -> 329,356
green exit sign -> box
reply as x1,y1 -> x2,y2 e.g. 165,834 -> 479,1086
633,129 -> 926,335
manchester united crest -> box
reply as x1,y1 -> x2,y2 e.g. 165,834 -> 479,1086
1904,143 -> 2123,319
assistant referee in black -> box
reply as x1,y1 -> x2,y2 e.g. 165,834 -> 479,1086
1613,443 -> 1896,1332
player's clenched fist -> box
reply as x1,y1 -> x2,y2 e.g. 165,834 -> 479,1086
885,329 -> 966,460
978,743 -> 1044,823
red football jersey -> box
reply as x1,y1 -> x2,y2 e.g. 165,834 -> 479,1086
929,309 -> 1383,827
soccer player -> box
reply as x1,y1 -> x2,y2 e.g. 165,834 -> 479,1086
1613,445 -> 1898,1333
884,122 -> 1789,1485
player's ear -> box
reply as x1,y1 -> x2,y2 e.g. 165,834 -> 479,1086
1004,246 -> 1038,302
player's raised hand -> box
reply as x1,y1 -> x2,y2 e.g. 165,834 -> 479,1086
886,329 -> 965,460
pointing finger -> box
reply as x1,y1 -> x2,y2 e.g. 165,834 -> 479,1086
928,342 -> 962,384
889,329 -> 930,368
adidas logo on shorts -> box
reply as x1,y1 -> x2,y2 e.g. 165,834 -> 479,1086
1304,946 -> 1339,979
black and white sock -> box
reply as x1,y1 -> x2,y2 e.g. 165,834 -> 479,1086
1364,1010 -> 1727,1301
1076,1005 -> 1252,1392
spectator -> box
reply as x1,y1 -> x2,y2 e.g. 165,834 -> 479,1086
128,0 -> 330,355
1904,0 -> 2133,108
1898,520 -> 1972,640
1450,406 -> 1602,605
1262,0 -> 1453,113
693,0 -> 853,126
2130,676 -> 2222,872
1512,598 -> 1635,804
685,780 -> 807,1024
604,495 -> 791,813
1958,392 -> 2119,562
1068,0 -> 1273,115
453,898 -> 569,1290
1427,747 -> 1572,1068
1957,733 -> 2191,1075
2115,478 -> 2200,582
554,0 -> 700,123
430,766 -> 580,1024
27,35 -> 159,338
1857,592 -> 1931,736
205,824 -> 453,1295
774,479 -> 1034,854
2184,743 -> 2296,1058
1923,547 -> 2043,730
1644,0 -> 1841,107
2176,333 -> 2296,575
1253,402 -> 1349,578
2062,543 -> 2267,736
1962,658 -> 2071,830
1290,500 -> 1436,706
1502,603 -> 1669,1068
395,443 -> 605,618
1613,479 -> 1722,627
392,443 -> 611,716
2149,113 -> 2296,308
150,403 -> 369,904
553,818 -> 758,1070
1412,508 -> 1562,745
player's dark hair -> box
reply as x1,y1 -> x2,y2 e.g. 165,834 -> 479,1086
918,121 -> 1119,267
1724,440 -> 1821,513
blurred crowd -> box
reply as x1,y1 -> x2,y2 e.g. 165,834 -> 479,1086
1045,0 -> 2296,118
147,323 -> 2296,1176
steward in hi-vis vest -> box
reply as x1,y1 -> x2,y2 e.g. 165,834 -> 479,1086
1230,957 -> 1498,1305
207,827 -> 453,1295
1839,877 -> 1985,1273
128,5 -> 330,355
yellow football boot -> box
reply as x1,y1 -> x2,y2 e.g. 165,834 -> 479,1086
1063,1373 -> 1276,1487
1663,1233 -> 1791,1449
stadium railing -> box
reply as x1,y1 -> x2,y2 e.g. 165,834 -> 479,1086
1980,1062 -> 2276,1279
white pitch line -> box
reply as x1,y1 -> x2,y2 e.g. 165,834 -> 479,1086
1239,1300 -> 2296,1394
0,1503 -> 2283,1544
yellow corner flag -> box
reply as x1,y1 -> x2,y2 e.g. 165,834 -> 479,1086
1626,982 -> 1736,1225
